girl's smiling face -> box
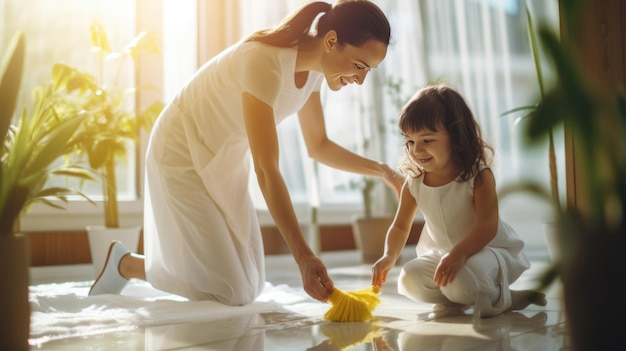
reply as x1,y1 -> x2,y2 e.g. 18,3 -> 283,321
403,125 -> 455,176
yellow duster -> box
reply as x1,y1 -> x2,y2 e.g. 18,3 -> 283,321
324,286 -> 381,322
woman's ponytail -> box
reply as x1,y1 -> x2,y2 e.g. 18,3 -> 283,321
246,2 -> 331,47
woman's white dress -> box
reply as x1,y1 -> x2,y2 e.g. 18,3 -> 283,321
399,167 -> 530,316
143,40 -> 324,305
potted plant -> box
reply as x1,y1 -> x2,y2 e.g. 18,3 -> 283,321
52,20 -> 164,274
350,167 -> 393,263
0,32 -> 93,351
500,7 -> 562,260
351,75 -> 408,263
512,2 -> 625,349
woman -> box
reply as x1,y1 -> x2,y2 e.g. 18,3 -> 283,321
89,0 -> 402,305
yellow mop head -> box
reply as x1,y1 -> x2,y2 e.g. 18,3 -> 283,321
324,286 -> 381,322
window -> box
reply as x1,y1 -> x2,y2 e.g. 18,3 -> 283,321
10,0 -> 563,250
2,0 -> 148,230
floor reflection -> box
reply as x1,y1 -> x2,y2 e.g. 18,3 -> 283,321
306,310 -> 553,351
396,311 -> 551,351
140,308 -> 555,351
308,322 -> 383,351
32,250 -> 567,350
146,314 -> 266,350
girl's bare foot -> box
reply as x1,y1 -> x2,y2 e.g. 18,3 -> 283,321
507,290 -> 547,311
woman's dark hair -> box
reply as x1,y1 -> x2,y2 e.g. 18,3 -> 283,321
397,84 -> 494,182
246,0 -> 390,48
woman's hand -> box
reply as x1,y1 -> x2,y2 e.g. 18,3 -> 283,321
381,164 -> 404,198
371,255 -> 396,288
298,255 -> 334,302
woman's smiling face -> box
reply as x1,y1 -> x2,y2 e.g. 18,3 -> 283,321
322,38 -> 387,91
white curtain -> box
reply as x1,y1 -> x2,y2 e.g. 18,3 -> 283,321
420,0 -> 560,184
231,0 -> 560,247
1,0 -> 561,242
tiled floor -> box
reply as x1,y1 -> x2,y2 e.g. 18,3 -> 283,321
30,248 -> 568,350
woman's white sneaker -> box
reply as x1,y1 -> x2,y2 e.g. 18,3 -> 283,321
88,240 -> 130,296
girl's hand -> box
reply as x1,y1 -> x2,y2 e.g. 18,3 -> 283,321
298,255 -> 334,302
371,255 -> 396,288
434,251 -> 467,287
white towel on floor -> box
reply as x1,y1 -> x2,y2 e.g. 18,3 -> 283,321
29,279 -> 317,345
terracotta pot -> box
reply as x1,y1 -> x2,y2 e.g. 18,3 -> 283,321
0,233 -> 31,351
351,216 -> 393,263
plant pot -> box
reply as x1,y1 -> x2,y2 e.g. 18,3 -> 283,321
558,221 -> 626,350
87,225 -> 141,277
351,216 -> 393,263
0,233 -> 31,351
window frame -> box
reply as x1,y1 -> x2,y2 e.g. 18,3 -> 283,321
19,0 -> 161,231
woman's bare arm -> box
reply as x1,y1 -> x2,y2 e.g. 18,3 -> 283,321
298,92 -> 403,194
242,92 -> 333,301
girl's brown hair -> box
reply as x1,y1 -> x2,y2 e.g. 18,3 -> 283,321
246,0 -> 390,48
397,84 -> 494,182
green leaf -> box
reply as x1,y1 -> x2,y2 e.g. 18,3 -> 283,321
90,20 -> 111,53
50,166 -> 96,181
52,63 -> 97,94
534,264 -> 560,292
498,181 -> 554,207
0,32 -> 25,150
21,115 -> 87,182
527,91 -> 564,142
539,27 -> 593,121
124,31 -> 162,62
34,186 -> 75,199
33,197 -> 68,210
500,105 -> 535,117
526,8 -> 545,98
86,137 -> 114,170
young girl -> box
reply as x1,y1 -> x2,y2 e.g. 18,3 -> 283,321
371,84 -> 546,318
